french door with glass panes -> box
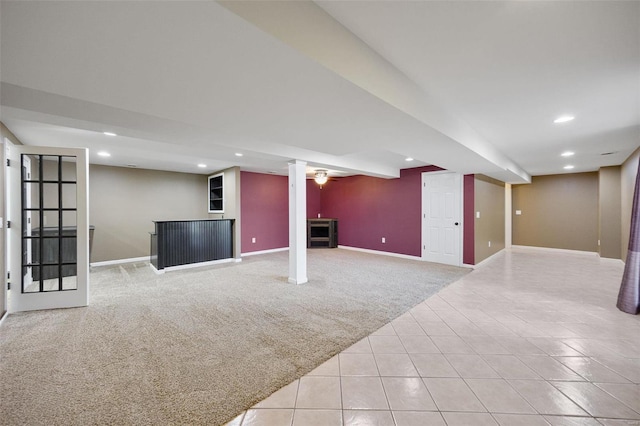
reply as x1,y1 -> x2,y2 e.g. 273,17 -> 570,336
8,146 -> 89,312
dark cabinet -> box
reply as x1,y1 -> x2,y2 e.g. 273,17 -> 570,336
31,226 -> 95,280
150,219 -> 234,271
307,218 -> 338,248
208,173 -> 224,213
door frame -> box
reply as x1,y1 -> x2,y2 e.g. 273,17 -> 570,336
421,170 -> 464,266
1,138 -> 10,321
8,145 -> 89,313
22,155 -> 33,289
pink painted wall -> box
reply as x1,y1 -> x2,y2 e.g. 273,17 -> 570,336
241,172 -> 328,253
240,172 -> 289,253
306,180 -> 322,219
241,167 -> 476,260
321,166 -> 443,257
463,175 -> 475,265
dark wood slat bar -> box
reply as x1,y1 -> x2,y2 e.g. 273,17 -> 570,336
150,219 -> 234,271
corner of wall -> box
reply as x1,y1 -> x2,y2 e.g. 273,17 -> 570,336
463,174 -> 475,264
472,174 -> 506,264
621,147 -> 640,261
215,167 -> 242,259
598,166 -> 622,260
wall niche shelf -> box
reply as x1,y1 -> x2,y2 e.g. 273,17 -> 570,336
208,172 -> 224,213
307,218 -> 338,248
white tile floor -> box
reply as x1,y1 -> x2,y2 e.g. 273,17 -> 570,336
226,248 -> 640,426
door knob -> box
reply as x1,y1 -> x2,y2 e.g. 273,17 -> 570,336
454,222 -> 459,226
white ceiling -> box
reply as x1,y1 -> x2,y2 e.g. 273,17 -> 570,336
1,1 -> 638,182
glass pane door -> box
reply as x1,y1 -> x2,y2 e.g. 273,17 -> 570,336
22,154 -> 78,293
9,146 -> 88,313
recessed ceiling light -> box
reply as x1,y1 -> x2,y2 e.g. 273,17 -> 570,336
197,163 -> 207,168
97,151 -> 111,157
564,165 -> 575,170
561,151 -> 575,157
235,153 -> 243,157
103,131 -> 117,136
554,116 -> 575,124
405,157 -> 414,162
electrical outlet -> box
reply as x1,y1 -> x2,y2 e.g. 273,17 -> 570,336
476,211 -> 480,219
382,237 -> 386,243
488,241 -> 491,247
251,237 -> 256,243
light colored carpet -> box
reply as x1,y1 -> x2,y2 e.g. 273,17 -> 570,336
0,249 -> 469,425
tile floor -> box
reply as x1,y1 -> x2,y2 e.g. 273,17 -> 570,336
225,248 -> 640,426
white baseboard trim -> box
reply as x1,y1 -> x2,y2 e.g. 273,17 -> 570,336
0,311 -> 8,328
90,256 -> 149,267
511,245 -> 599,257
465,249 -> 505,269
599,257 -> 625,265
151,257 -> 237,274
241,247 -> 289,257
337,245 -> 422,261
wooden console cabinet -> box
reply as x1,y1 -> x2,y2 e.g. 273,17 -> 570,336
307,218 -> 338,248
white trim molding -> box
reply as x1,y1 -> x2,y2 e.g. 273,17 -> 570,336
599,257 -> 625,265
338,245 -> 422,261
241,247 -> 289,257
464,248 -> 505,269
511,245 -> 599,257
90,256 -> 150,267
151,257 -> 236,275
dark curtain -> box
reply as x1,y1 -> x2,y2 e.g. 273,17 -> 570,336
618,161 -> 640,314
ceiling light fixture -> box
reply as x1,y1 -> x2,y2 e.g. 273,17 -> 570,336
564,165 -> 575,170
97,151 -> 111,157
235,153 -> 243,157
554,116 -> 575,124
197,164 -> 207,168
314,170 -> 328,185
561,151 -> 575,157
405,157 -> 414,162
103,131 -> 117,136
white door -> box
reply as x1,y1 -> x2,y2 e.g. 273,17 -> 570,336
1,138 -> 10,318
8,145 -> 89,312
422,172 -> 462,266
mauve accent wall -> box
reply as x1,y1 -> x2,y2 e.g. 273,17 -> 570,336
307,180 -> 322,219
463,175 -> 475,265
321,166 -> 443,257
240,168 -> 477,260
241,172 -> 289,253
240,172 -> 326,254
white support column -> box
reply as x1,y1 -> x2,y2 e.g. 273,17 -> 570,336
288,160 -> 308,284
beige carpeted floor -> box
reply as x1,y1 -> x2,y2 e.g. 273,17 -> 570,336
0,249 -> 469,425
